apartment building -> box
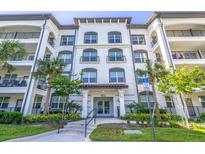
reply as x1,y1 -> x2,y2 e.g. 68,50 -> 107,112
0,12 -> 204,118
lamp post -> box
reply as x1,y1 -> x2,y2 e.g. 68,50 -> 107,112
142,77 -> 156,141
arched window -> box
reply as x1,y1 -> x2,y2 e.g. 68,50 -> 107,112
134,50 -> 147,63
58,51 -> 72,65
108,48 -> 124,61
108,31 -> 122,43
139,91 -> 154,107
109,68 -> 125,83
82,68 -> 97,83
82,48 -> 98,62
84,32 -> 98,44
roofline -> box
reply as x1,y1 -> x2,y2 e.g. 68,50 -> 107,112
0,13 -> 79,30
146,11 -> 205,26
74,17 -> 132,24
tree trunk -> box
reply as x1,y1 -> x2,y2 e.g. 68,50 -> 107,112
151,82 -> 161,120
44,85 -> 51,115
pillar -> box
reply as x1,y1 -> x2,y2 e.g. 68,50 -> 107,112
118,89 -> 125,117
82,90 -> 89,118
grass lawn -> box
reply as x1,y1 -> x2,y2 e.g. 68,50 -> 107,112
0,124 -> 55,141
90,124 -> 205,142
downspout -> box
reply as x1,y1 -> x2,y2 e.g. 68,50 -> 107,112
128,25 -> 140,103
21,19 -> 47,114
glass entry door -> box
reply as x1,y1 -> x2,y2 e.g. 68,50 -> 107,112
185,98 -> 196,117
15,99 -> 23,112
95,97 -> 113,117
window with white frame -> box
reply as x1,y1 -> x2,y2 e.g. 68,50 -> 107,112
165,96 -> 175,108
109,68 -> 125,83
60,35 -> 75,46
0,97 -> 10,109
33,96 -> 43,109
82,49 -> 97,62
108,48 -> 124,61
199,96 -> 205,108
84,32 -> 97,44
82,68 -> 97,83
58,51 -> 72,65
134,51 -> 147,63
108,31 -> 122,43
139,92 -> 154,107
137,75 -> 147,84
50,94 -> 64,109
131,35 -> 146,45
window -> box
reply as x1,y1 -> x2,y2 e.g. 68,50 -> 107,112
108,48 -> 124,61
199,96 -> 205,108
131,35 -> 146,45
60,35 -> 75,46
0,97 -> 10,109
109,68 -> 125,83
33,96 -> 43,109
82,68 -> 97,83
58,51 -> 72,65
165,96 -> 175,108
134,51 -> 147,63
139,91 -> 154,107
108,31 -> 122,43
84,32 -> 97,44
82,49 -> 97,62
50,94 -> 64,109
137,75 -> 147,84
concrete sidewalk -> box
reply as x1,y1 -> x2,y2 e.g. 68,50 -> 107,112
6,118 -> 125,142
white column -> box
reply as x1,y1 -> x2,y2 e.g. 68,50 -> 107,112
22,25 -> 50,115
155,20 -> 174,69
82,90 -> 89,118
118,89 -> 125,117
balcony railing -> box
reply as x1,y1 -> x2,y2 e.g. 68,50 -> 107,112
80,56 -> 99,63
0,32 -> 40,39
172,52 -> 201,60
0,107 -> 21,112
107,56 -> 126,62
0,77 -> 28,87
166,30 -> 205,37
9,55 -> 35,61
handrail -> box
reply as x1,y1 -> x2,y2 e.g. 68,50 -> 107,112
85,108 -> 97,137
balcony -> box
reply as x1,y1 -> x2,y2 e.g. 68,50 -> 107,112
166,30 -> 205,43
172,51 -> 205,65
107,56 -> 126,63
80,56 -> 100,63
8,55 -> 35,66
0,77 -> 28,93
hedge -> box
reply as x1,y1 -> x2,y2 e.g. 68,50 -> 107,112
123,113 -> 182,122
0,112 -> 23,124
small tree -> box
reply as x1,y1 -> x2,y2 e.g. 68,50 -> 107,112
136,60 -> 170,120
51,74 -> 82,116
158,65 -> 205,127
0,40 -> 27,73
33,58 -> 65,115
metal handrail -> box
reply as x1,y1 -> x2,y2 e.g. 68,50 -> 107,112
85,108 -> 97,137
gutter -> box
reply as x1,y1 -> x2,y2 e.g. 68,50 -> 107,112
127,25 -> 140,103
21,19 -> 47,114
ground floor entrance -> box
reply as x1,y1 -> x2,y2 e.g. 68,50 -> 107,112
94,97 -> 114,117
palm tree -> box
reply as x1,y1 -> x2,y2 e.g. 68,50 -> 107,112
136,60 -> 169,120
33,58 -> 65,115
0,40 -> 27,73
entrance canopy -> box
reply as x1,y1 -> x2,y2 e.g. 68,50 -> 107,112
82,84 -> 128,89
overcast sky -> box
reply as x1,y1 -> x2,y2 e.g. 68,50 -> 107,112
0,11 -> 153,25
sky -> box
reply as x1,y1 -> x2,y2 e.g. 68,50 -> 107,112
0,11 -> 153,25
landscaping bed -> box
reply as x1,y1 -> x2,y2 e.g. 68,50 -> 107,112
90,123 -> 205,142
0,124 -> 54,142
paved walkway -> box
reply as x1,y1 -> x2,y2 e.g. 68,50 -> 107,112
7,118 -> 126,142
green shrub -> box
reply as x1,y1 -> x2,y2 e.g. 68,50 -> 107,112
0,112 -> 23,124
23,114 -> 62,124
67,113 -> 81,121
123,113 -> 181,122
199,113 -> 205,122
168,120 -> 182,128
